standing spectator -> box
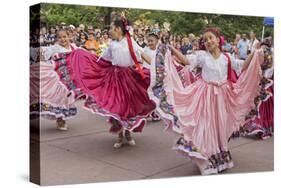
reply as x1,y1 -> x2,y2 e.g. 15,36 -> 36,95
232,41 -> 239,59
191,38 -> 199,52
188,33 -> 195,43
180,37 -> 192,55
71,26 -> 80,46
248,31 -> 259,53
77,32 -> 87,47
55,25 -> 60,31
84,33 -> 99,54
222,38 -> 232,53
102,30 -> 111,45
237,33 -> 249,60
30,28 -> 40,47
152,23 -> 161,33
67,29 -> 75,44
95,31 -> 101,40
234,33 -> 241,45
161,32 -> 170,45
87,25 -> 94,35
133,28 -> 139,41
169,34 -> 174,45
198,35 -> 205,50
45,27 -> 56,46
79,24 -> 89,39
99,30 -> 111,56
39,27 -> 48,46
60,22 -> 66,29
137,34 -> 146,48
176,35 -> 182,44
79,24 -> 85,32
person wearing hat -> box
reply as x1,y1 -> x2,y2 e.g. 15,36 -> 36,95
60,22 -> 66,29
68,24 -> 75,30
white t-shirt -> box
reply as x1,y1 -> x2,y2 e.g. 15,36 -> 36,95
187,50 -> 244,83
102,37 -> 144,67
248,38 -> 259,53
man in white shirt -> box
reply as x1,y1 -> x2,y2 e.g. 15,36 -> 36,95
248,31 -> 259,53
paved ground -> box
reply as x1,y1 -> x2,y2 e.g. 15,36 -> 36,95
31,101 -> 274,186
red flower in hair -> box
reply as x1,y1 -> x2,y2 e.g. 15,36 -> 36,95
204,27 -> 221,37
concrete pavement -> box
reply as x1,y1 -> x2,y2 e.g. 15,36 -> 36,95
32,101 -> 274,186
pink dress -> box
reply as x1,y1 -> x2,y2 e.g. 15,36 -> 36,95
30,44 -> 78,120
148,45 -> 264,175
52,38 -> 155,133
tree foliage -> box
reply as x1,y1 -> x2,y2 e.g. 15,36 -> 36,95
39,3 -> 272,39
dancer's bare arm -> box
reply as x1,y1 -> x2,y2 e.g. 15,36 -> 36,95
141,53 -> 152,65
168,45 -> 190,66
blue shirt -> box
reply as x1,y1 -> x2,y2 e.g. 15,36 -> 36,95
237,39 -> 249,59
222,43 -> 232,52
180,44 -> 192,55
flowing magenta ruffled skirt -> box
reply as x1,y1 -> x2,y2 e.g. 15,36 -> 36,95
53,49 -> 155,133
244,84 -> 274,138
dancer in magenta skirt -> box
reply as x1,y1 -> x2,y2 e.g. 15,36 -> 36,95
243,43 -> 274,139
51,17 -> 155,148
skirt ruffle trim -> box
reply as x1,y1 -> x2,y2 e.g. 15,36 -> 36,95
30,102 -> 77,120
147,45 -> 182,133
83,96 -> 150,133
173,137 -> 234,175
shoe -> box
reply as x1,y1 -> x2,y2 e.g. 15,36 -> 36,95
127,138 -> 136,146
56,119 -> 68,131
201,168 -> 218,175
151,112 -> 161,121
57,123 -> 68,131
113,141 -> 123,148
114,130 -> 124,149
125,132 -> 136,146
113,137 -> 123,149
261,132 -> 272,140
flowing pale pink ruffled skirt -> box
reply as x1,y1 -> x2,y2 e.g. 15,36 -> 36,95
149,47 -> 264,174
30,62 -> 77,120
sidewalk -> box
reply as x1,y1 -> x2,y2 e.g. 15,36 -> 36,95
35,102 -> 274,186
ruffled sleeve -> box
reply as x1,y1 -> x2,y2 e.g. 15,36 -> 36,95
186,50 -> 205,71
40,45 -> 61,61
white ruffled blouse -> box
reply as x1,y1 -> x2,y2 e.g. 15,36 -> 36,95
102,37 -> 144,67
41,43 -> 77,61
187,50 -> 244,84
